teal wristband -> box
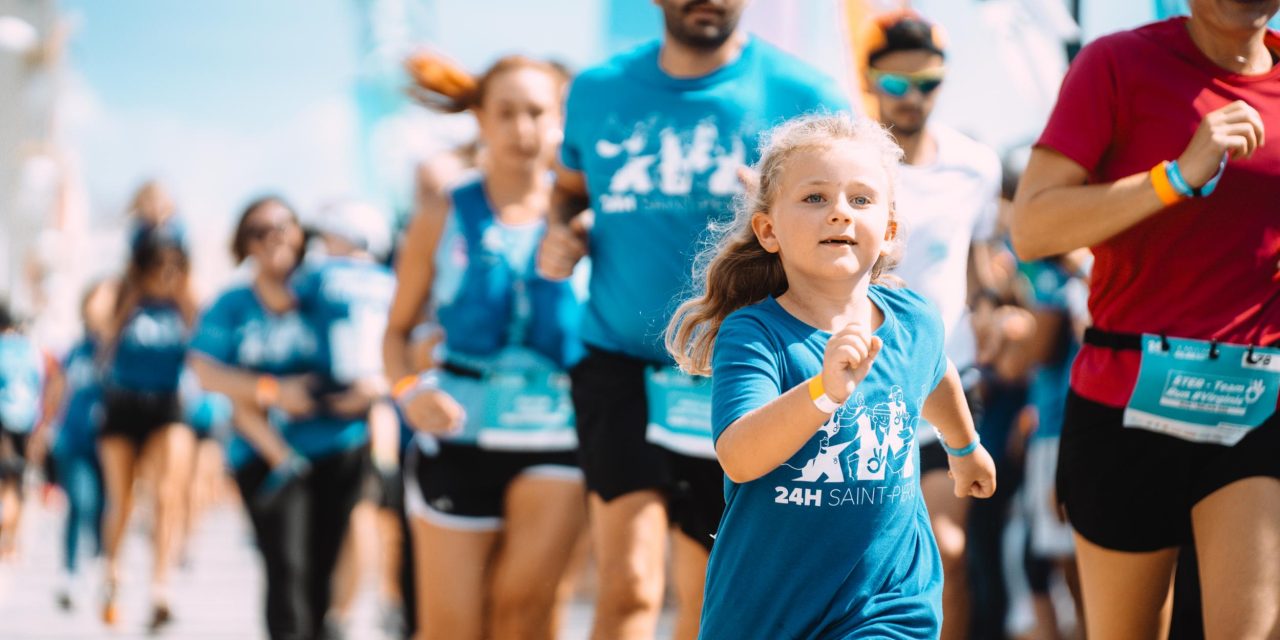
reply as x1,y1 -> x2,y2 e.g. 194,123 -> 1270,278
938,431 -> 980,457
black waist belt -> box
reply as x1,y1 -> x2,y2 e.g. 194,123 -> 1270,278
442,361 -> 484,380
1082,328 -> 1144,351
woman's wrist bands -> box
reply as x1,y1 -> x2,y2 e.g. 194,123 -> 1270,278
936,429 -> 981,457
391,375 -> 418,400
807,375 -> 843,414
255,375 -> 279,407
1153,154 -> 1228,205
1150,161 -> 1185,206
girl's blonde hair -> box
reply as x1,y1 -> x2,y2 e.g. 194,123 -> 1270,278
665,113 -> 905,375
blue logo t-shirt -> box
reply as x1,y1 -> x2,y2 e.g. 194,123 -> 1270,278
703,286 -> 947,639
190,285 -> 364,467
561,36 -> 850,363
110,300 -> 188,393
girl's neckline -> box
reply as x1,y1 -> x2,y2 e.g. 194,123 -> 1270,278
768,285 -> 896,338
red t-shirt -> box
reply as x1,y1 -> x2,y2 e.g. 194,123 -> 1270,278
1037,17 -> 1280,408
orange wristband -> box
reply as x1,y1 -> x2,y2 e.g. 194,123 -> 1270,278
1149,162 -> 1184,207
255,375 -> 280,407
391,375 -> 418,400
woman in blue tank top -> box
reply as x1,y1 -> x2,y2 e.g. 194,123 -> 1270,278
384,53 -> 587,640
98,224 -> 196,631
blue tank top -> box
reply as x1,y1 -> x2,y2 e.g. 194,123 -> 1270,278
433,176 -> 585,369
424,175 -> 587,448
110,300 -> 188,393
0,332 -> 46,433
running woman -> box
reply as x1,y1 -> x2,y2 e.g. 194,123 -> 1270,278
98,225 -> 196,631
0,301 -> 48,561
383,54 -> 588,640
536,2 -> 849,636
189,196 -> 370,640
666,113 -> 996,639
50,280 -> 115,610
1012,1 -> 1280,636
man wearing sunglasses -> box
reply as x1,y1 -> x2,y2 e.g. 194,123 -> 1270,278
866,11 -> 1003,640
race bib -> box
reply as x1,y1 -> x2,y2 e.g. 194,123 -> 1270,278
477,354 -> 576,451
644,366 -> 715,459
1123,335 -> 1280,446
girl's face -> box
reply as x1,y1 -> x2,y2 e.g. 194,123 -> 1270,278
474,67 -> 563,172
245,201 -> 303,279
141,247 -> 188,299
753,141 -> 895,286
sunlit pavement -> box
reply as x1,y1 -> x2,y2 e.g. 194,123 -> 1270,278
0,489 -> 673,639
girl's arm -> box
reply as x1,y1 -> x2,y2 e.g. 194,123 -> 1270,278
716,324 -> 881,484
921,361 -> 996,498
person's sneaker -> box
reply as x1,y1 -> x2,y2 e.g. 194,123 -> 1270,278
147,602 -> 173,634
55,590 -> 73,612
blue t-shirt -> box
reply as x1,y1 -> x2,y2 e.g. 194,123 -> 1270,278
110,300 -> 188,393
190,285 -> 365,467
54,339 -> 103,459
0,332 -> 46,433
561,37 -> 850,363
1024,261 -> 1082,440
703,286 -> 946,639
294,256 -> 396,388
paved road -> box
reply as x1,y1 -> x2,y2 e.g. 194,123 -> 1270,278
0,491 -> 673,639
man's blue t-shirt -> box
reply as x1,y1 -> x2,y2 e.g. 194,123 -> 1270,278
0,332 -> 45,434
110,300 -> 188,393
190,285 -> 365,468
54,339 -> 103,459
703,286 -> 947,639
561,36 -> 850,363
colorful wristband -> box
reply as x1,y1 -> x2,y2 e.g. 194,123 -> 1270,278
1149,162 -> 1185,206
391,375 -> 418,400
936,429 -> 981,457
807,375 -> 842,414
255,375 -> 279,407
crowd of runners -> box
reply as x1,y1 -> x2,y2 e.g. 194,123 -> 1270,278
0,1 -> 1277,639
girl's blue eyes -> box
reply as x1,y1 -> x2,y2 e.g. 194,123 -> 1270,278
803,194 -> 873,206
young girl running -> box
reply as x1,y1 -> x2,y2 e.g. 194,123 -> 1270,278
383,53 -> 587,640
667,114 -> 996,638
99,226 -> 196,631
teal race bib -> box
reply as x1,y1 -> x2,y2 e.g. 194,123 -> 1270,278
644,366 -> 715,459
476,352 -> 576,451
1123,335 -> 1280,446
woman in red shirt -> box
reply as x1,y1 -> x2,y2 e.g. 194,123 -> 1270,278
1013,1 -> 1280,637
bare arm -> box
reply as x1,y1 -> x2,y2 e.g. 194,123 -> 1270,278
922,361 -> 996,498
186,353 -> 313,417
1013,101 -> 1265,261
230,401 -> 292,468
381,183 -> 449,387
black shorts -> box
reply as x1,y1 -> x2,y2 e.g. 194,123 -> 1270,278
1057,390 -> 1280,552
569,347 -> 724,552
100,388 -> 183,450
405,441 -> 580,530
0,427 -> 30,484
